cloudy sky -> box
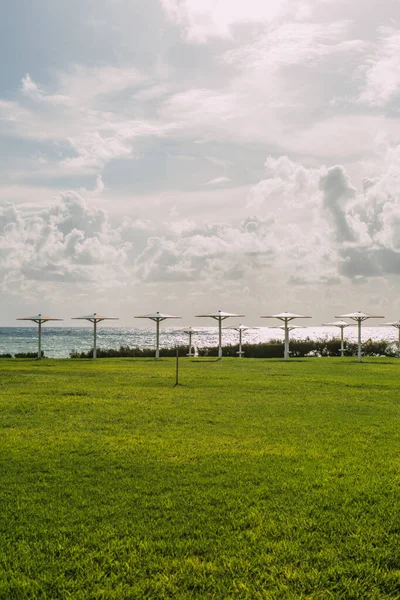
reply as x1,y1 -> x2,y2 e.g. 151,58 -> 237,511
1,0 -> 400,326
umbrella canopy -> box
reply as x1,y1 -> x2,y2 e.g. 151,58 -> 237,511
134,312 -> 181,358
268,324 -> 305,331
261,312 -> 311,320
178,326 -> 197,334
195,310 -> 244,359
381,321 -> 400,328
71,313 -> 119,358
224,324 -> 257,331
335,311 -> 384,320
135,312 -> 181,320
196,310 -> 244,319
16,313 -> 63,359
17,314 -> 63,323
72,313 -> 118,322
335,311 -> 384,362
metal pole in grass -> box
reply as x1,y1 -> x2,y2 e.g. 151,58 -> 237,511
261,312 -> 311,361
174,346 -> 179,386
134,312 -> 181,359
195,310 -> 244,359
380,321 -> 400,356
16,313 -> 63,358
238,327 -> 243,357
71,313 -> 119,358
322,320 -> 351,356
187,328 -> 194,357
38,320 -> 42,359
156,318 -> 160,359
335,312 -> 384,362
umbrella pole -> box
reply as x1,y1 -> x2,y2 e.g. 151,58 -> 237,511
239,329 -> 242,357
284,320 -> 289,361
218,318 -> 222,359
189,331 -> 192,356
357,320 -> 362,363
38,321 -> 42,360
174,347 -> 179,386
93,320 -> 97,359
340,327 -> 344,356
156,319 -> 160,359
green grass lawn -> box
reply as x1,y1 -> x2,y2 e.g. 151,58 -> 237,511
1,357 -> 400,599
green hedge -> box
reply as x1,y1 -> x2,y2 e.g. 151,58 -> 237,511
198,338 -> 398,358
14,351 -> 45,359
70,345 -> 189,358
68,338 -> 399,359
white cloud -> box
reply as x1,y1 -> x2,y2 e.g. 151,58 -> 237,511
2,146 -> 400,319
1,69 -> 175,178
3,0 -> 400,322
224,20 -> 363,70
161,0 -> 285,42
206,176 -> 231,186
159,18 -> 380,158
359,28 -> 400,107
21,74 -> 41,98
56,65 -> 146,106
0,187 -> 132,292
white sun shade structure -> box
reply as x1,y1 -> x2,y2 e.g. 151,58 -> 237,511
195,310 -> 244,359
224,324 -> 258,357
179,327 -> 198,356
261,312 -> 311,360
16,313 -> 63,359
71,313 -> 119,358
335,311 -> 384,362
268,324 -> 305,358
380,321 -> 400,355
134,312 -> 181,358
322,320 -> 352,356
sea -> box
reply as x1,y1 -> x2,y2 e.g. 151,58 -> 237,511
0,326 -> 398,358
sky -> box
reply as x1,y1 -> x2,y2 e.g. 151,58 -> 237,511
1,0 -> 400,326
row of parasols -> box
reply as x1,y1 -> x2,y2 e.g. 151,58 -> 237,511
15,310 -> 400,362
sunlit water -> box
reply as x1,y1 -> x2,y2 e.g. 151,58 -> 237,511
0,326 -> 398,358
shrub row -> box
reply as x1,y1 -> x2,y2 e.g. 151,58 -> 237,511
69,345 -> 189,358
1,340 -> 397,359
198,338 -> 399,358
0,351 -> 45,359
68,338 -> 399,359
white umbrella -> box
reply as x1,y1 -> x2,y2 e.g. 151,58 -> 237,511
224,324 -> 258,357
322,320 -> 352,356
178,327 -> 198,356
335,311 -> 384,362
16,313 -> 63,359
267,324 -> 305,358
134,312 -> 181,358
380,321 -> 400,355
195,310 -> 244,359
261,312 -> 311,360
71,313 -> 119,358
